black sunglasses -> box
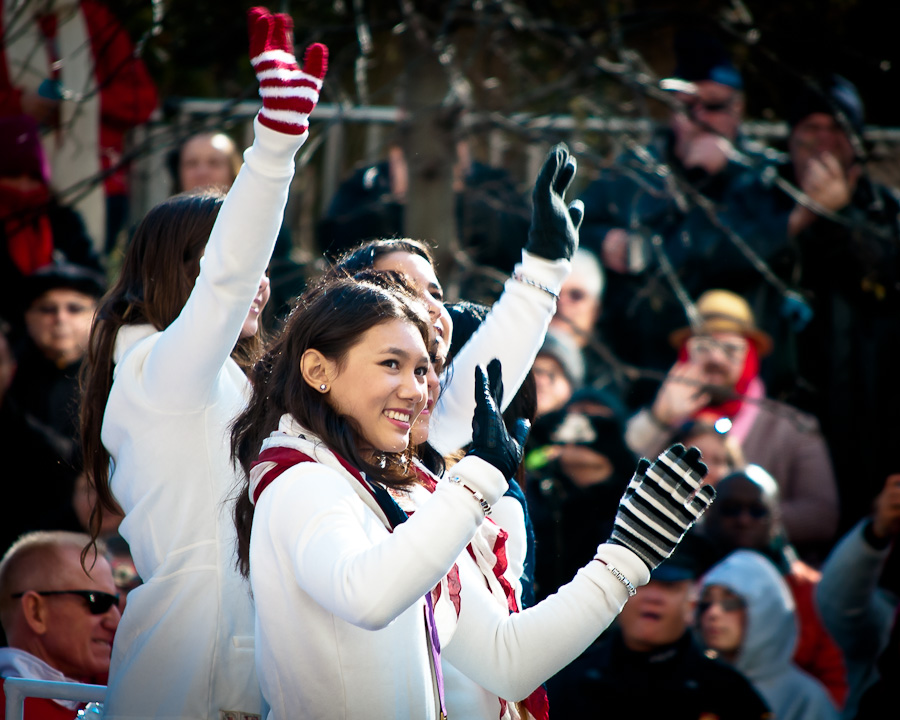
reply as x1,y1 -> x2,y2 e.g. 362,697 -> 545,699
718,502 -> 769,519
11,590 -> 120,615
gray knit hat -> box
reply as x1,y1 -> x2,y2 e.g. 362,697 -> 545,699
537,328 -> 585,388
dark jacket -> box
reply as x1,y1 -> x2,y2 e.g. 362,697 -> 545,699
546,627 -> 772,719
577,130 -> 788,409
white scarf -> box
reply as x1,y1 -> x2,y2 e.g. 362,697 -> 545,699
0,647 -> 85,710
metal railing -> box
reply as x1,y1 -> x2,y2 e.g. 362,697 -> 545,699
3,677 -> 106,720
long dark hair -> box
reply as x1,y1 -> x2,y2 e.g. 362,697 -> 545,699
79,189 -> 264,561
325,238 -> 451,475
231,273 -> 432,577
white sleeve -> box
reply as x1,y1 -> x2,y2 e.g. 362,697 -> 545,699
141,118 -> 303,409
261,456 -> 505,631
429,251 -> 571,456
442,543 -> 649,701
488,497 -> 527,609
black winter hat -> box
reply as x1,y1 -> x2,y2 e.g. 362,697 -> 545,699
665,28 -> 743,90
788,74 -> 865,137
24,262 -> 106,308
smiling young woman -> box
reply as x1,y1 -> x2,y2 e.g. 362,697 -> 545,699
231,271 -> 715,719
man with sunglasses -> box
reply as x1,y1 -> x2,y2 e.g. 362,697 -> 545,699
578,28 -> 788,413
0,530 -> 120,719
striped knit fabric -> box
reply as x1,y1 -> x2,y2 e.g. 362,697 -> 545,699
610,444 -> 716,571
248,7 -> 327,137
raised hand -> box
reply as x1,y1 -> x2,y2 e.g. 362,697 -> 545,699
467,359 -> 530,480
609,444 -> 715,571
248,6 -> 328,137
651,360 -> 712,428
525,143 -> 584,261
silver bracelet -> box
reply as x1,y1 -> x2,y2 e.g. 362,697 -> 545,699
447,475 -> 492,516
596,559 -> 637,596
512,271 -> 559,300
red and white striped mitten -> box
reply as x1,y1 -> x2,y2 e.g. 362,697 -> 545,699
248,6 -> 328,137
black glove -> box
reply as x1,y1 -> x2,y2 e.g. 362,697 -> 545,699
525,143 -> 584,261
467,359 -> 530,479
609,444 -> 715,571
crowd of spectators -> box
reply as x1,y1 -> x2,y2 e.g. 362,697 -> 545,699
1,7 -> 899,719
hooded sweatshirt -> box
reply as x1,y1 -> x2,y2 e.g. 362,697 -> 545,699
700,550 -> 838,720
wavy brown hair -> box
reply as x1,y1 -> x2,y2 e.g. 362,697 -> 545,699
79,189 -> 265,563
231,272 -> 432,577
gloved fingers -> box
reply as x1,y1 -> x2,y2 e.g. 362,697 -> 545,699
473,364 -> 491,412
567,200 -> 584,232
645,447 -> 707,502
248,7 -> 278,59
553,155 -> 577,197
625,457 -> 651,495
511,418 -> 531,450
300,42 -> 329,81
486,358 -> 503,408
681,446 -> 707,477
271,11 -> 294,53
533,144 -> 563,202
687,484 -> 717,520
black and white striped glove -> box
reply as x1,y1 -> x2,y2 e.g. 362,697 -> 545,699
609,444 -> 715,571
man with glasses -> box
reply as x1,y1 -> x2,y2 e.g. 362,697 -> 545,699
0,530 -> 121,718
578,28 -> 787,413
624,288 -> 839,565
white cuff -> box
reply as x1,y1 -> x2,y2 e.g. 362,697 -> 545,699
243,116 -> 306,176
515,250 -> 571,295
444,455 -> 509,507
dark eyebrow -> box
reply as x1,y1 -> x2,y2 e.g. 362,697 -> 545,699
380,347 -> 429,365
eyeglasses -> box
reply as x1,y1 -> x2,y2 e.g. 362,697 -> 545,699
11,590 -> 120,615
697,596 -> 746,614
718,502 -> 769,519
686,335 -> 749,363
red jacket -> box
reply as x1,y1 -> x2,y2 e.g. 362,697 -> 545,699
787,564 -> 849,709
0,0 -> 158,195
0,686 -> 80,720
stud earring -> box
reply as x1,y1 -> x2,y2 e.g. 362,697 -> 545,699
320,384 -> 327,391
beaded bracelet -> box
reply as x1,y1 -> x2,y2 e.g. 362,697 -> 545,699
512,271 -> 559,300
595,559 -> 637,596
447,475 -> 492,516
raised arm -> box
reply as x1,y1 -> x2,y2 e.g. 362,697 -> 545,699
142,8 -> 327,408
430,144 -> 583,455
444,444 -> 714,700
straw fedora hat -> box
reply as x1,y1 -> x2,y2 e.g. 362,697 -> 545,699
669,289 -> 773,357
